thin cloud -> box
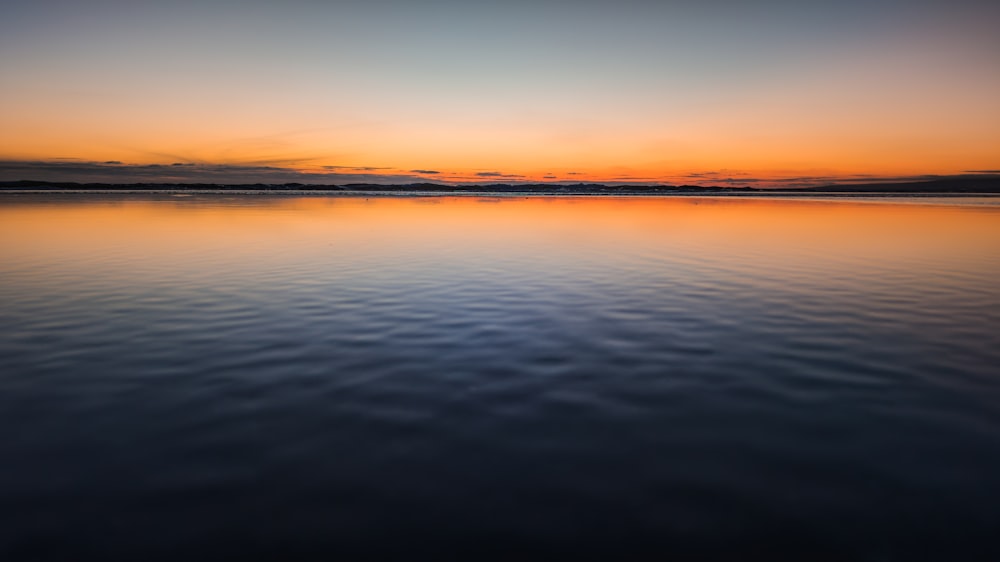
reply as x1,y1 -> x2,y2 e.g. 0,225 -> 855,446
686,169 -> 750,178
475,171 -> 524,178
322,165 -> 394,171
410,169 -> 441,174
718,177 -> 762,183
0,160 -> 444,185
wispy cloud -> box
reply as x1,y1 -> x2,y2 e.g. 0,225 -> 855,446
322,165 -> 394,171
475,171 -> 525,178
0,160 -> 435,185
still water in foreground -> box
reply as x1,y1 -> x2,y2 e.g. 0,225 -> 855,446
1,195 -> 999,560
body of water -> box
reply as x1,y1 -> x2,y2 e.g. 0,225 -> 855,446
2,195 -> 999,560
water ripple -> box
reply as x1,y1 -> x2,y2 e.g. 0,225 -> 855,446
2,195 -> 1000,559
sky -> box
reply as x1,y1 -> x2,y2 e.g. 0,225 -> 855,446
1,0 -> 998,186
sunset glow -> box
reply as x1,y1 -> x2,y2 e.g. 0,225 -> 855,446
2,1 -> 998,186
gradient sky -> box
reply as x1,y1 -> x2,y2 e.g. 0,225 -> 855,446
1,0 -> 998,185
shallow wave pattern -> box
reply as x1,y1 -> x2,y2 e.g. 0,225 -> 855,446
1,195 -> 1000,560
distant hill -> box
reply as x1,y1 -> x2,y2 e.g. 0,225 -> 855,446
804,175 -> 1000,193
0,180 -> 748,193
2,176 -> 999,193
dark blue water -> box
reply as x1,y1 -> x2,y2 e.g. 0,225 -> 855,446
2,195 -> 999,560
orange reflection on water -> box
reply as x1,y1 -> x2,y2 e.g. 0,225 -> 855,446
2,196 -> 999,290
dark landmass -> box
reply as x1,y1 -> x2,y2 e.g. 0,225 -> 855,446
800,176 -> 1000,193
0,180 -> 756,194
2,175 -> 999,194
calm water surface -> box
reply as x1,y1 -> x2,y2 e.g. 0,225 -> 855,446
2,195 -> 999,560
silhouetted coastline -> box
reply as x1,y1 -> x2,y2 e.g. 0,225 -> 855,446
2,176 -> 999,195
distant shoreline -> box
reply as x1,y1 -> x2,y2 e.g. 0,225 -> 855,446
2,190 -> 999,201
2,176 -> 999,195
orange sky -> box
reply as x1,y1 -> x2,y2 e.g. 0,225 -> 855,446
1,1 -> 998,185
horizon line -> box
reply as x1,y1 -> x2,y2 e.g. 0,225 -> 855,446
1,159 -> 999,190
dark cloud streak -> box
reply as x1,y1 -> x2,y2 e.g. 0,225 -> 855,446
2,160 -> 996,189
0,160 -> 438,185
475,171 -> 525,178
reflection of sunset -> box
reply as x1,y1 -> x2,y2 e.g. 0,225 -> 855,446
4,1 -> 1000,555
4,197 -> 999,290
